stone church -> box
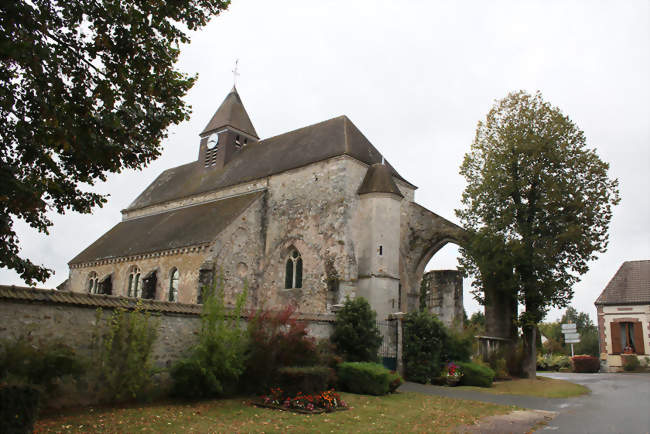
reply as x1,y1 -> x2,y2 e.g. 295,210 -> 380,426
65,87 -> 465,321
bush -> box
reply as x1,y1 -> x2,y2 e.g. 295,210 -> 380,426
457,361 -> 495,387
91,301 -> 159,402
444,326 -> 474,363
570,355 -> 600,373
337,362 -> 398,396
388,371 -> 403,393
0,338 -> 84,393
402,311 -> 446,383
0,384 -> 41,434
331,297 -> 382,363
277,366 -> 334,397
171,278 -> 248,399
243,304 -> 318,393
622,355 -> 640,372
537,353 -> 571,372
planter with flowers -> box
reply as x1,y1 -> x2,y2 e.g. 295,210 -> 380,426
254,387 -> 349,414
444,362 -> 463,386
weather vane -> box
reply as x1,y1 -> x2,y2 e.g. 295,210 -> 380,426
232,59 -> 240,87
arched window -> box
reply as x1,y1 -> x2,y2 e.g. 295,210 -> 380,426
284,249 -> 303,289
87,272 -> 99,294
127,266 -> 142,298
169,268 -> 179,302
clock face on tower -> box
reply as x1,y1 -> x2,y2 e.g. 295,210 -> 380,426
207,132 -> 218,149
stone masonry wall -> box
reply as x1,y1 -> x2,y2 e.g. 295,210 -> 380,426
421,270 -> 463,328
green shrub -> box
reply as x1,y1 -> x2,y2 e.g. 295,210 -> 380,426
444,326 -> 474,363
0,384 -> 41,434
457,361 -> 495,387
0,338 -> 84,392
537,353 -> 571,372
388,371 -> 403,393
403,311 -> 446,383
243,304 -> 319,393
570,355 -> 600,373
622,355 -> 640,372
171,278 -> 248,399
337,362 -> 396,396
91,301 -> 159,402
331,297 -> 382,363
277,366 -> 334,396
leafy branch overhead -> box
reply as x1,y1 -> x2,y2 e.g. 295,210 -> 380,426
0,0 -> 230,283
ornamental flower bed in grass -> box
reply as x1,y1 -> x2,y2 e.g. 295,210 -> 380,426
253,388 -> 348,414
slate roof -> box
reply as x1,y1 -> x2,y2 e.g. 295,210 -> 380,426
127,116 -> 414,211
70,191 -> 263,265
595,260 -> 650,305
201,86 -> 258,138
0,285 -> 336,321
358,163 -> 404,197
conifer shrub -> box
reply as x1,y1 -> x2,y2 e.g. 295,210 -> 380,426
91,301 -> 159,402
170,278 -> 248,399
336,362 -> 400,396
457,361 -> 495,387
277,366 -> 333,397
402,311 -> 447,383
243,304 -> 318,393
0,384 -> 40,434
330,297 -> 382,362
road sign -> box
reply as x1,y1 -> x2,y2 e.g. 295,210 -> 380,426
565,339 -> 580,344
561,324 -> 577,331
563,333 -> 580,340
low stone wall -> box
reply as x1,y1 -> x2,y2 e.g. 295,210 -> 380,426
0,285 -> 335,371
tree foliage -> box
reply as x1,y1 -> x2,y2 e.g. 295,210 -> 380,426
456,91 -> 619,376
330,297 -> 382,363
0,0 -> 230,283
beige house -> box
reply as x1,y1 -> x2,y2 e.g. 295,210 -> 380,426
595,260 -> 650,372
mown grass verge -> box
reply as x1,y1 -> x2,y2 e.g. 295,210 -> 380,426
34,392 -> 514,433
457,376 -> 589,398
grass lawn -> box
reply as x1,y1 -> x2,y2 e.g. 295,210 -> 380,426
34,392 -> 515,433
457,376 -> 589,398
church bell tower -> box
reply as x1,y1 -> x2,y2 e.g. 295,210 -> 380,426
198,86 -> 258,169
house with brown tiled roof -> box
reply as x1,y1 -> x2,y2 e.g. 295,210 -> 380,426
595,260 -> 650,371
63,86 -> 466,322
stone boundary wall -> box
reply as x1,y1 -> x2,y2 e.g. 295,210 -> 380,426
0,286 -> 335,371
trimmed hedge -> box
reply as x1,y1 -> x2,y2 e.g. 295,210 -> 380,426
571,355 -> 600,373
0,384 -> 41,434
337,362 -> 402,396
277,366 -> 334,396
457,362 -> 495,387
622,355 -> 640,372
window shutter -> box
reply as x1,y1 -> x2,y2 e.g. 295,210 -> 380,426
633,321 -> 645,355
610,322 -> 622,354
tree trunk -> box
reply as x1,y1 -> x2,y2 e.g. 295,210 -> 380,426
522,324 -> 537,378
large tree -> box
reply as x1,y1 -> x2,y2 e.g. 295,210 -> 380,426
1,0 -> 230,283
456,91 -> 619,377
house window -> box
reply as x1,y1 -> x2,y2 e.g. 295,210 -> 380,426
620,322 -> 637,354
285,249 -> 303,289
127,266 -> 142,298
87,272 -> 99,294
169,268 -> 179,302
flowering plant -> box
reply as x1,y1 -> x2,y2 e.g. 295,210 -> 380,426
444,362 -> 463,379
259,388 -> 348,412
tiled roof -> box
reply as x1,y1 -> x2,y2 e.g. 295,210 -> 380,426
358,163 -> 404,197
594,260 -> 650,305
69,191 -> 263,265
127,116 -> 414,211
0,285 -> 336,322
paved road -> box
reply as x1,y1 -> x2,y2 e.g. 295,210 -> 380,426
400,372 -> 650,433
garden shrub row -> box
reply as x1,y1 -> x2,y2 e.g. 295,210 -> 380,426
571,355 -> 600,373
457,361 -> 495,387
537,353 -> 571,371
337,362 -> 402,396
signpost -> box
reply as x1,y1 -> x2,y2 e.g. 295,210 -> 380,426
562,323 -> 580,356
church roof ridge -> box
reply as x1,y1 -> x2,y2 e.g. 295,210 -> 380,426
200,87 -> 258,138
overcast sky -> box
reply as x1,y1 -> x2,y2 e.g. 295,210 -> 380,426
2,0 -> 648,323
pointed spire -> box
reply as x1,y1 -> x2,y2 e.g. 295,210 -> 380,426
358,163 -> 403,197
201,87 -> 258,138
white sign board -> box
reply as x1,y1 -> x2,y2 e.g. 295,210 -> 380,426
563,333 -> 580,341
561,324 -> 577,331
565,339 -> 580,344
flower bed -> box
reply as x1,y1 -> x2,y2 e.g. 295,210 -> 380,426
253,388 -> 349,414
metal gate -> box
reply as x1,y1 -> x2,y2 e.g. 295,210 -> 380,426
376,319 -> 398,371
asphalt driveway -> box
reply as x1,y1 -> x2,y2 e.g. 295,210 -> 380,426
400,372 -> 650,433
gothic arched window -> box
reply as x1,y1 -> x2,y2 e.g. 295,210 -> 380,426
127,266 -> 142,298
285,249 -> 303,289
87,272 -> 99,294
169,268 -> 179,302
